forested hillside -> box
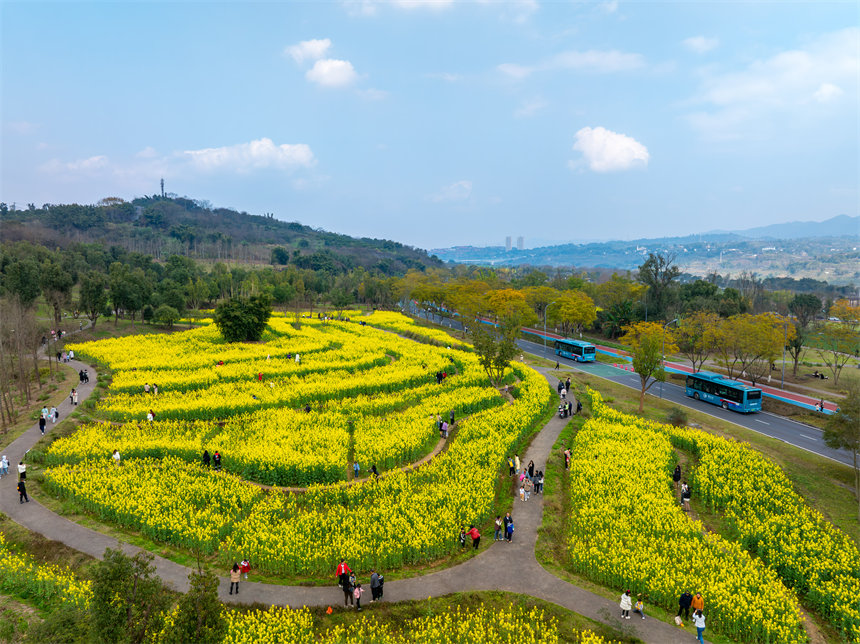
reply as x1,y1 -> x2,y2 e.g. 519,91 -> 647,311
0,196 -> 441,275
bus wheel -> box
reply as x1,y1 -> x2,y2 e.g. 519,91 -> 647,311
721,401 -> 729,410
693,393 -> 699,401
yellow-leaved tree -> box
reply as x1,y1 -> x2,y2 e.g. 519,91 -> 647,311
620,322 -> 679,413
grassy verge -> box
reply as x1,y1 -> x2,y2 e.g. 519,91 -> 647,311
234,590 -> 637,643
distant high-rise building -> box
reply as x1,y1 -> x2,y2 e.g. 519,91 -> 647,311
505,236 -> 512,251
516,236 -> 524,250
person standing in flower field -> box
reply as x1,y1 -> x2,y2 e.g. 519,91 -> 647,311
691,592 -> 704,614
677,590 -> 693,620
468,525 -> 480,549
673,464 -> 682,492
240,559 -> 250,580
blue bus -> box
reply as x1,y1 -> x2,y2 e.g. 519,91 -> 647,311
685,371 -> 762,413
555,339 -> 597,362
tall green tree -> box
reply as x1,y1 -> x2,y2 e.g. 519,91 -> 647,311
214,294 -> 272,342
675,311 -> 719,372
637,253 -> 680,321
40,259 -> 75,328
162,570 -> 225,644
90,549 -> 169,644
789,293 -> 822,329
79,270 -> 108,329
823,380 -> 860,518
620,321 -> 679,413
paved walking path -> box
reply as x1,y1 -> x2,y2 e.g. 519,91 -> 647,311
0,358 -> 703,643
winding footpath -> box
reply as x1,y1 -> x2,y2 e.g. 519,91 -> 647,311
0,357 -> 703,643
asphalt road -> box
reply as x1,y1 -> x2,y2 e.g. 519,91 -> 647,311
412,308 -> 853,467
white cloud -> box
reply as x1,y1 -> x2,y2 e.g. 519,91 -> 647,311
683,36 -> 719,54
41,155 -> 109,173
687,28 -> 859,138
498,49 -> 644,80
572,126 -> 649,172
392,0 -> 454,7
514,97 -> 548,118
136,146 -> 158,158
183,138 -> 315,172
430,180 -> 472,202
812,82 -> 844,103
286,38 -> 332,64
306,59 -> 358,87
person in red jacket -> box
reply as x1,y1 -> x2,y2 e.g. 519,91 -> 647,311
468,525 -> 481,550
335,559 -> 352,588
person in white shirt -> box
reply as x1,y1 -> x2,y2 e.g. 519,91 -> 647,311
693,610 -> 706,644
112,449 -> 121,466
18,462 -> 26,480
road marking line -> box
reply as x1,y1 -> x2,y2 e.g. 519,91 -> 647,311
754,419 -> 770,425
800,434 -> 817,440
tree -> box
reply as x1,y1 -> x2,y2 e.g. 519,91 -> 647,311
214,295 -> 272,342
789,293 -> 822,329
594,273 -> 645,311
162,570 -> 225,644
466,315 -> 521,386
637,253 -> 680,320
555,290 -> 597,336
830,299 -> 860,331
40,260 -> 75,329
78,271 -> 108,329
90,549 -> 169,644
724,314 -> 793,385
620,322 -> 679,413
823,380 -> 860,518
815,323 -> 860,386
270,246 -> 290,266
675,311 -> 720,372
153,305 -> 180,328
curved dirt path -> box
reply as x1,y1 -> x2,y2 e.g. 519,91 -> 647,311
0,360 -> 703,643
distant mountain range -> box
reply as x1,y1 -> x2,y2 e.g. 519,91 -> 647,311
431,215 -> 859,285
714,214 -> 859,239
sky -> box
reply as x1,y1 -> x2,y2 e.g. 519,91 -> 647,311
1,1 -> 858,250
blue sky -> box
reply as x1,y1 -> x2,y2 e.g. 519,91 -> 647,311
1,1 -> 857,249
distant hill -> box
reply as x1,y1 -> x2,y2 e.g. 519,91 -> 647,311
716,214 -> 860,239
0,196 -> 441,275
431,218 -> 859,285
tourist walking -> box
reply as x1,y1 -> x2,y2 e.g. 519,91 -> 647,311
18,480 -> 29,503
72,389 -> 78,405
240,559 -> 250,580
213,451 -> 222,471
681,482 -> 691,512
202,450 -> 211,467
619,590 -> 632,619
523,476 -> 533,501
514,454 -> 521,475
39,415 -> 46,435
370,570 -> 382,602
691,592 -> 704,613
50,406 -> 57,423
693,610 -> 706,644
504,513 -> 514,542
494,515 -> 503,541
527,460 -> 535,478
18,461 -> 26,481
673,464 -> 681,491
229,563 -> 240,595
0,455 -> 8,478
112,449 -> 121,466
353,582 -> 365,610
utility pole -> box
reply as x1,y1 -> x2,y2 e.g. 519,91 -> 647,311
160,178 -> 165,198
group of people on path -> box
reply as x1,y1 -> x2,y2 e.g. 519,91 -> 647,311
677,591 -> 707,643
436,411 -> 455,439
506,455 -> 543,502
336,559 -> 383,610
228,559 -> 252,595
673,465 -> 692,512
202,450 -> 222,470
